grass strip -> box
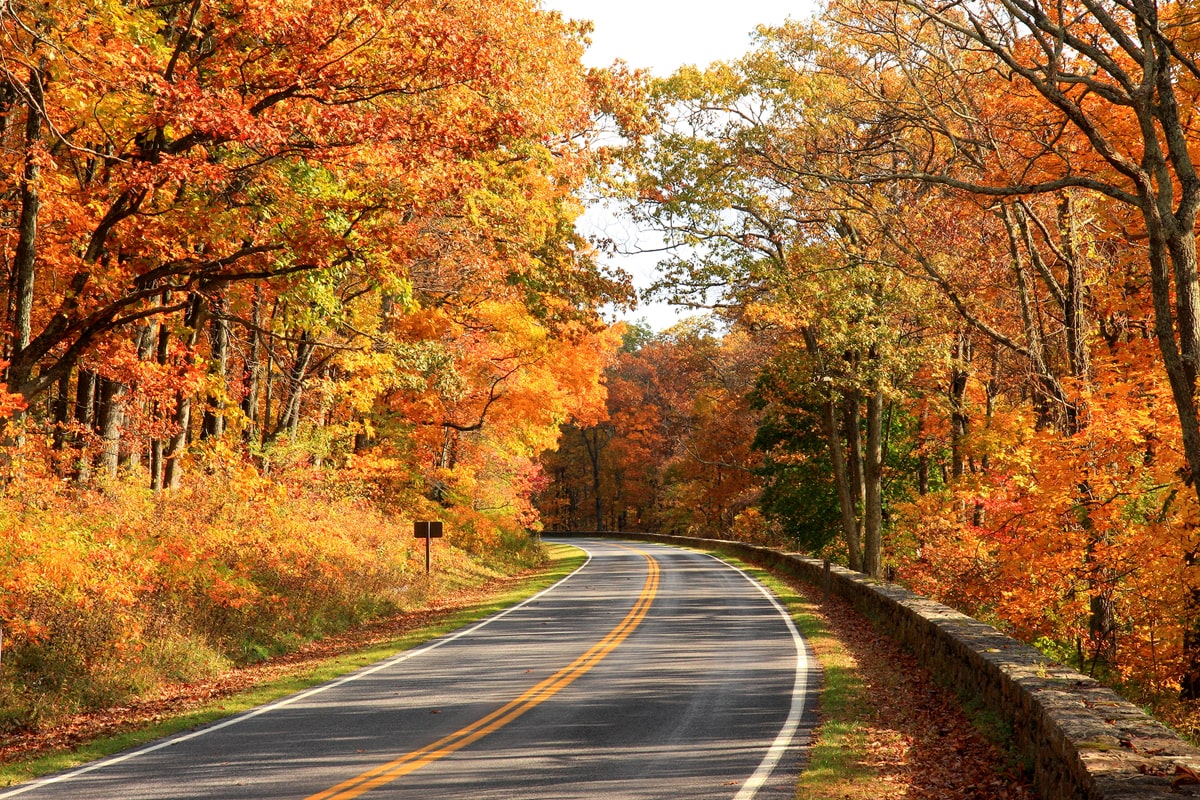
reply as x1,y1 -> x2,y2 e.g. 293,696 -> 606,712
0,543 -> 587,788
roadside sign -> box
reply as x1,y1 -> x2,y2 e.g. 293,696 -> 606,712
414,521 -> 444,573
413,521 -> 444,538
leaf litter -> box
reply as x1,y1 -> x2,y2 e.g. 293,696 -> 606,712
793,579 -> 1036,799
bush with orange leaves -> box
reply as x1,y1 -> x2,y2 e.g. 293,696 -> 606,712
889,358 -> 1194,703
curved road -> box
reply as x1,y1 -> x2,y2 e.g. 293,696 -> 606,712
1,539 -> 814,800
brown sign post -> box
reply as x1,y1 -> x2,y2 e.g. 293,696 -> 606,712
414,521 -> 444,574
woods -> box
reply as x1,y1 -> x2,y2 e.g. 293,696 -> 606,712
10,0 -> 1200,748
532,0 -> 1200,727
0,0 -> 633,729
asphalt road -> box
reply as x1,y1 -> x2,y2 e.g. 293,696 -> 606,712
1,539 -> 814,800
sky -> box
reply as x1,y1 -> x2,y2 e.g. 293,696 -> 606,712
541,0 -> 819,331
545,0 -> 815,75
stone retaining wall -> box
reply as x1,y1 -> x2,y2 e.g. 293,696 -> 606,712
548,531 -> 1200,799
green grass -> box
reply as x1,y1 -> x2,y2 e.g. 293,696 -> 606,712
0,543 -> 587,788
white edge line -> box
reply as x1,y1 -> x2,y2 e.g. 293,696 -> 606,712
0,545 -> 594,799
697,551 -> 809,800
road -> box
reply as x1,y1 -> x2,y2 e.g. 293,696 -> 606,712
1,539 -> 813,800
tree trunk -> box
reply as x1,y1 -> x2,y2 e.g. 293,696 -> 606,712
201,294 -> 229,440
73,369 -> 97,483
949,332 -> 971,479
165,395 -> 192,490
123,320 -> 158,471
843,392 -> 865,518
822,397 -> 863,572
1057,195 -> 1090,382
262,333 -> 275,445
11,67 -> 43,359
149,293 -> 172,491
801,325 -> 864,571
916,405 -> 930,495
50,373 -> 69,453
272,331 -> 313,440
164,293 -> 204,490
97,376 -> 125,479
581,427 -> 609,532
862,385 -> 884,578
240,286 -> 263,443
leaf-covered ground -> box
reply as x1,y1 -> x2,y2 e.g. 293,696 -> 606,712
792,577 -> 1036,800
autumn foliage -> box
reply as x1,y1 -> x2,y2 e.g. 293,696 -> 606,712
0,451 -> 549,729
526,0 -> 1200,733
13,0 -> 1200,752
536,320 -> 766,540
0,0 -> 636,730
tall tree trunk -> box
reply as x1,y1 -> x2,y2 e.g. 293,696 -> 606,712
50,373 -> 69,453
862,385 -> 884,578
11,66 -> 43,359
1056,195 -> 1090,382
273,331 -> 313,439
165,392 -> 194,490
581,427 -> 609,532
262,332 -> 275,446
149,293 -> 171,491
164,293 -> 203,490
97,376 -> 125,479
916,405 -> 930,495
821,397 -> 863,572
802,326 -> 864,571
843,391 -> 866,526
240,286 -> 263,443
149,438 -> 165,491
949,332 -> 971,479
73,369 -> 96,483
123,320 -> 158,471
201,294 -> 229,440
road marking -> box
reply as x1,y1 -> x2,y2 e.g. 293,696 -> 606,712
0,548 -> 594,800
713,555 -> 809,800
304,550 -> 660,800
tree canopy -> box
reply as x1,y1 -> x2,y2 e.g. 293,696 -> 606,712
531,0 -> 1200,716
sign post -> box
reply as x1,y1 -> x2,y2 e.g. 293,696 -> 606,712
413,521 -> 444,574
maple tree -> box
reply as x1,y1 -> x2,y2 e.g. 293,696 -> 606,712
0,0 -> 637,730
796,0 -> 1200,699
0,0 -> 630,465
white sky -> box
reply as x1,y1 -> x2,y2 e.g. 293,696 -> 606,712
547,0 -> 815,74
542,0 -> 819,331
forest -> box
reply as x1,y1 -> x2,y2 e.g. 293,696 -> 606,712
535,0 -> 1200,730
5,0 -> 1200,742
0,0 -> 638,730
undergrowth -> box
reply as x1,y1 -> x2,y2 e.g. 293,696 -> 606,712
0,463 -> 543,733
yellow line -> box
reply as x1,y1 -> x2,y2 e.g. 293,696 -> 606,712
305,550 -> 660,800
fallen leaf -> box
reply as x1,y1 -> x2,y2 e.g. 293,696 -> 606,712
1174,764 -> 1200,788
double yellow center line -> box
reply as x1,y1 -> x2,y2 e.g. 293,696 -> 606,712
305,550 -> 660,800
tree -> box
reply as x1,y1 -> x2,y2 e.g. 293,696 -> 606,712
0,0 -> 633,503
607,52 -> 944,574
809,0 -> 1200,695
535,319 -> 761,538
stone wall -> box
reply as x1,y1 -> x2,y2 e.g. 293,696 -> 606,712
548,531 -> 1200,799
